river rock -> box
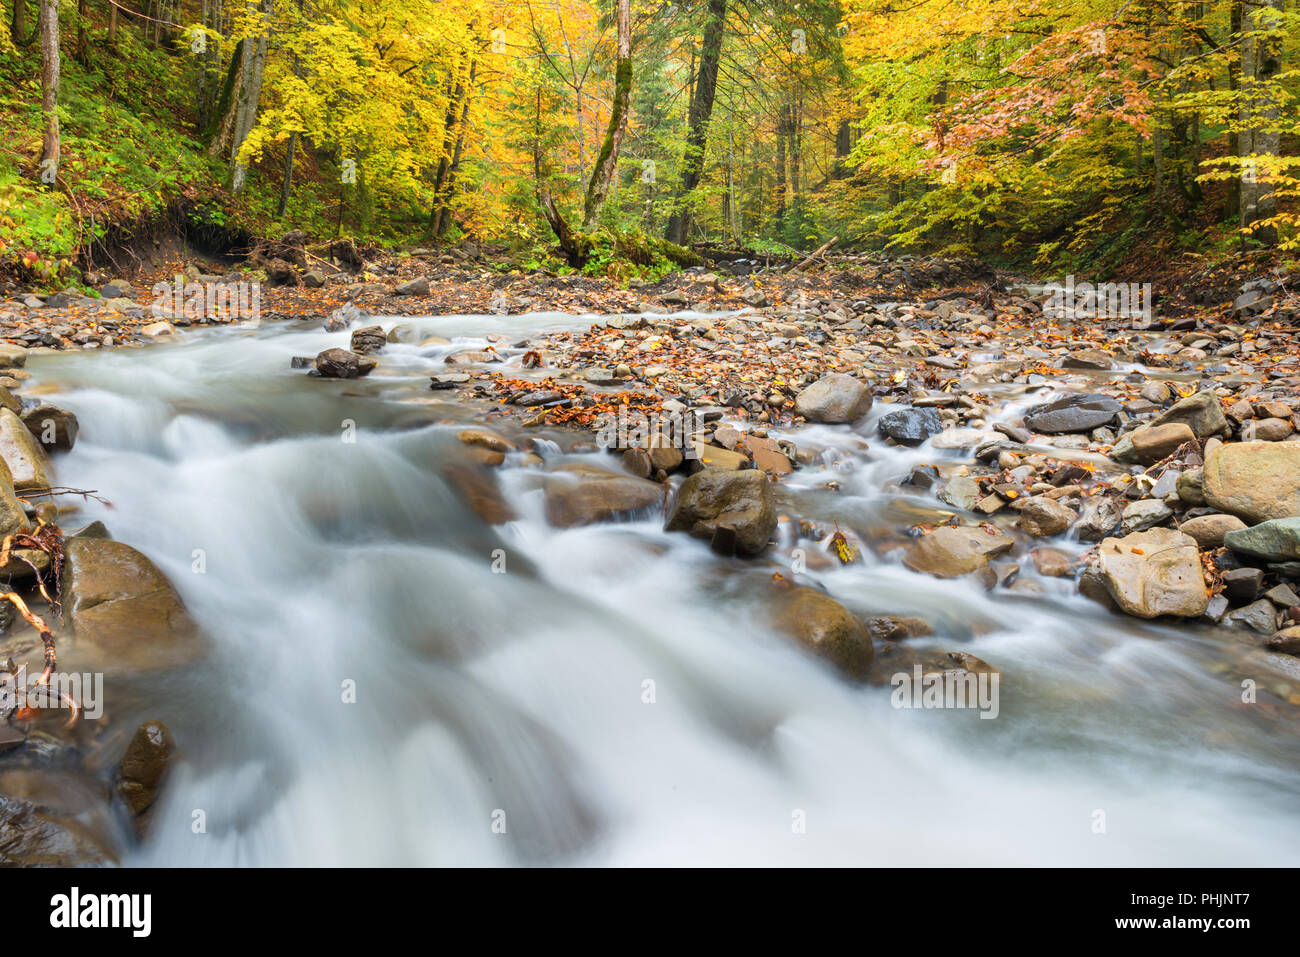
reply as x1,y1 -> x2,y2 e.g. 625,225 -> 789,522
0,343 -> 28,368
1016,496 -> 1075,537
1223,517 -> 1300,563
20,404 -> 78,453
314,348 -> 376,379
1144,389 -> 1229,438
117,720 -> 176,817
1176,468 -> 1205,506
394,276 -> 430,296
793,373 -> 872,424
1203,441 -> 1300,523
903,524 -> 1015,578
544,464 -> 661,528
349,325 -> 386,355
0,792 -> 115,866
1022,393 -> 1120,434
773,587 -> 874,680
0,408 -> 51,491
877,407 -> 943,445
1223,599 -> 1278,634
1113,422 -> 1195,465
1074,495 -> 1120,541
0,459 -> 27,537
1095,528 -> 1208,618
63,539 -> 203,671
1180,513 -> 1247,549
1120,498 -> 1173,534
665,468 -> 776,556
445,464 -> 515,524
938,475 -> 981,511
1268,627 -> 1300,656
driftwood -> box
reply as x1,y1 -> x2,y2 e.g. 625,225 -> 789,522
785,236 -> 839,273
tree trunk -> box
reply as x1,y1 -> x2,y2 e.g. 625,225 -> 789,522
107,0 -> 117,45
1238,0 -> 1283,243
581,0 -> 631,228
277,132 -> 297,217
205,37 -> 245,152
11,0 -> 29,46
230,2 -> 271,195
37,0 -> 59,182
664,0 -> 726,244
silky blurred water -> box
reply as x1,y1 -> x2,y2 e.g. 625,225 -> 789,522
23,314 -> 1300,866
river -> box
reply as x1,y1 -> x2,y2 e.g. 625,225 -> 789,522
23,311 -> 1300,866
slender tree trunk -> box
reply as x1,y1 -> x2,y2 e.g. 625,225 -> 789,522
206,37 -> 245,151
277,132 -> 297,217
38,0 -> 59,182
665,0 -> 726,244
1239,0 -> 1283,243
230,1 -> 271,194
436,68 -> 476,240
775,103 -> 789,222
11,0 -> 29,46
581,0 -> 631,228
108,0 -> 118,45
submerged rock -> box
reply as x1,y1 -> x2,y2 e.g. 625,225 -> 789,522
903,524 -> 1015,578
544,464 -> 661,528
772,587 -> 874,679
63,539 -> 204,671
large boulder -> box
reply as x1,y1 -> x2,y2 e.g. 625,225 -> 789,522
1223,517 -> 1300,563
543,464 -> 661,528
903,524 -> 1015,578
0,408 -> 51,491
0,458 -> 27,538
63,539 -> 203,671
1095,528 -> 1208,619
793,373 -> 872,424
1023,393 -> 1120,434
772,587 -> 874,680
1203,441 -> 1300,523
665,468 -> 776,556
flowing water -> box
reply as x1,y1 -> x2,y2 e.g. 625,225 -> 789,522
23,312 -> 1300,866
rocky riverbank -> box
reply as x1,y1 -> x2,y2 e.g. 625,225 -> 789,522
0,341 -> 194,864
2,245 -> 1298,864
290,257 -> 1300,701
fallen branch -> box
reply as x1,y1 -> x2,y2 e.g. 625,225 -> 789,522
785,236 -> 838,274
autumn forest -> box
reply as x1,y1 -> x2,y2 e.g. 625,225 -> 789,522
0,0 -> 1296,277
